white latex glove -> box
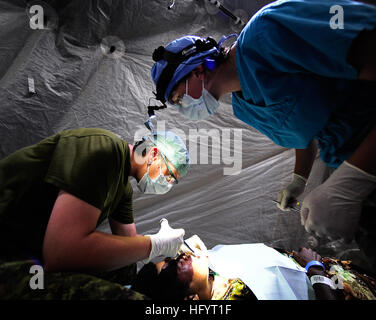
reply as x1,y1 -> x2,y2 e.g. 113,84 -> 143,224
277,173 -> 307,211
301,161 -> 376,243
179,235 -> 208,257
142,218 -> 185,264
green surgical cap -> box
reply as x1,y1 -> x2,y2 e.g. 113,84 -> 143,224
144,131 -> 190,178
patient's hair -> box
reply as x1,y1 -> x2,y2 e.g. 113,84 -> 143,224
131,262 -> 190,300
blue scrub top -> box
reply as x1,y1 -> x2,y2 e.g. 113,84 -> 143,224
232,0 -> 376,167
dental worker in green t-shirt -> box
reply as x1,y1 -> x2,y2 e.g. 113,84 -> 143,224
0,127 -> 190,273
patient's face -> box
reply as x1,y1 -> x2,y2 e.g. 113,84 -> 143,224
156,252 -> 209,292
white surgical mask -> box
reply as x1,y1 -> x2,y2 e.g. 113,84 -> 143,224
177,79 -> 219,120
137,160 -> 173,195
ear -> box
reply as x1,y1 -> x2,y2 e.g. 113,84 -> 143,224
192,65 -> 205,80
148,147 -> 159,164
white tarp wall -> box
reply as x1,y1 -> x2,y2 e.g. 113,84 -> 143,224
0,0 -> 366,266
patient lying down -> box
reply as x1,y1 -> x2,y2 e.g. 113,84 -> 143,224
132,250 -> 252,300
132,250 -> 256,300
132,235 -> 251,300
131,236 -> 376,300
131,236 -> 327,300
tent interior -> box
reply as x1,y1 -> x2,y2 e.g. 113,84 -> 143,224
1,0 -> 375,277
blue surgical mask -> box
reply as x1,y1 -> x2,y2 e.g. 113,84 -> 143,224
177,79 -> 219,120
137,161 -> 173,195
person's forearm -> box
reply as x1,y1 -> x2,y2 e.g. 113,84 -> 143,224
308,267 -> 338,300
347,124 -> 376,175
44,230 -> 151,272
294,141 -> 317,179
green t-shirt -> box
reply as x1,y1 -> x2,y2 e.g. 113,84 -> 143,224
0,128 -> 133,260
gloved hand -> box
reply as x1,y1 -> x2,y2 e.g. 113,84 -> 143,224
301,161 -> 376,243
179,235 -> 208,257
277,173 -> 307,211
142,218 -> 185,264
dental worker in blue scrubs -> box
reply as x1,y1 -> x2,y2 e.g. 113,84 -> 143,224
150,0 -> 376,243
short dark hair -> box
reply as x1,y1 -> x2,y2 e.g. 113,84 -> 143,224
131,262 -> 190,300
